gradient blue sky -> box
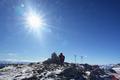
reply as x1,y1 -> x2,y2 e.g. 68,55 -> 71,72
0,0 -> 120,64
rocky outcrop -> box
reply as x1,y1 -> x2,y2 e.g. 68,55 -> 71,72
0,60 -> 119,80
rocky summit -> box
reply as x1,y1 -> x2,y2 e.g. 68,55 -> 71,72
0,61 -> 120,80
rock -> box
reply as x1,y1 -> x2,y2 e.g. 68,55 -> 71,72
43,52 -> 60,65
22,75 -> 38,80
59,67 -> 86,80
109,68 -> 117,73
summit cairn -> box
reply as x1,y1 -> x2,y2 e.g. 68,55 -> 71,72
43,52 -> 65,65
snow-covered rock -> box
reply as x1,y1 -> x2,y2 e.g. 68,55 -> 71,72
0,62 -> 118,80
0,65 -> 33,80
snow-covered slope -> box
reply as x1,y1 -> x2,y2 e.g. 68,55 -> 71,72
0,63 -> 119,80
111,66 -> 120,79
0,65 -> 33,80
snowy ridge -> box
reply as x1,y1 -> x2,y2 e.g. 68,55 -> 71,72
0,62 -> 120,80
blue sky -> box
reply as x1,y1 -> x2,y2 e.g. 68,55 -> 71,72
0,0 -> 120,64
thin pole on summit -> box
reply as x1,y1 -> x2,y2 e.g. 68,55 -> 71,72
80,56 -> 83,63
74,55 -> 77,64
80,56 -> 87,64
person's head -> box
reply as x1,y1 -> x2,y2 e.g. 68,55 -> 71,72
60,53 -> 63,55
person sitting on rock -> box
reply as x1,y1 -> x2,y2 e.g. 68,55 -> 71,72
59,53 -> 65,65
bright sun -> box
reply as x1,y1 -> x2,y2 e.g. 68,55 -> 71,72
27,15 -> 40,28
25,12 -> 45,31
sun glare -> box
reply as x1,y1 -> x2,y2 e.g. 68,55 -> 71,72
25,11 -> 45,31
27,15 -> 40,28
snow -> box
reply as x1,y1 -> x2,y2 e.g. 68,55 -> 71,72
112,67 -> 120,74
112,67 -> 120,79
40,69 -> 62,80
0,63 -> 120,80
85,71 -> 90,76
0,63 -> 63,80
0,65 -> 33,80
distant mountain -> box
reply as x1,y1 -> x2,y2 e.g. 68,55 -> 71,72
0,60 -> 30,64
0,60 -> 30,69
